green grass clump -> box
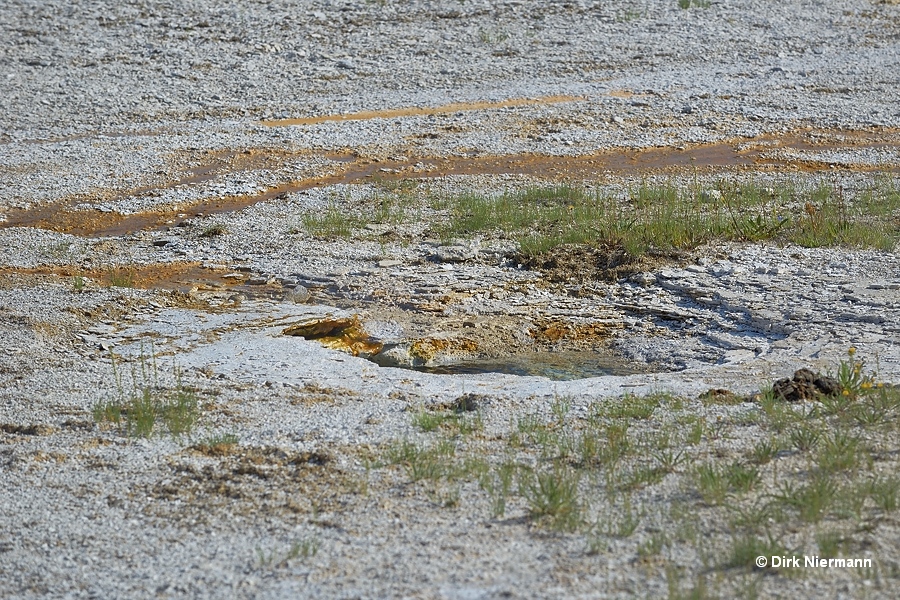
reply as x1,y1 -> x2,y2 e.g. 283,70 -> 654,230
94,381 -> 199,438
523,464 -> 582,531
695,461 -> 760,504
480,460 -> 519,518
372,188 -> 422,226
106,267 -> 135,288
816,431 -> 861,473
432,178 -> 900,263
868,477 -> 900,512
773,475 -> 837,523
607,498 -> 642,538
413,409 -> 483,436
653,447 -> 688,473
788,424 -> 821,453
412,410 -> 455,432
621,464 -> 667,491
256,538 -> 319,569
93,350 -> 200,438
92,399 -> 122,425
758,389 -> 804,432
303,204 -> 360,238
788,182 -> 900,250
200,223 -> 228,238
816,530 -> 849,559
724,534 -> 790,570
747,437 -> 780,465
384,439 -> 456,482
577,422 -> 631,467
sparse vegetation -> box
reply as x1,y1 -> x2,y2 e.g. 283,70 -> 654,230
296,177 -> 900,269
106,266 -> 136,288
869,476 -> 900,512
747,437 -> 780,464
523,464 -> 582,531
256,538 -> 319,569
412,406 -> 484,435
478,27 -> 509,45
93,349 -> 200,438
200,223 -> 228,237
193,432 -> 239,454
303,204 -> 360,238
364,350 -> 897,594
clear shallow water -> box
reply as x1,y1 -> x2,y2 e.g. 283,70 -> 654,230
386,351 -> 647,381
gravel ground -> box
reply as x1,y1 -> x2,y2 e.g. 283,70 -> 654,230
1,1 -> 900,598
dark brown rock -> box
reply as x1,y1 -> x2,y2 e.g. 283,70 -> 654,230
813,376 -> 842,396
771,368 -> 842,401
793,368 -> 817,384
449,393 -> 488,413
773,378 -> 803,401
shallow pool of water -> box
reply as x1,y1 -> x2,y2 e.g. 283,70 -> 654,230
384,350 -> 647,381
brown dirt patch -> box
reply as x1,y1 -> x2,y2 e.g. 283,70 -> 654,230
0,423 -> 57,436
147,446 -> 351,522
260,95 -> 582,126
517,242 -> 637,282
3,128 -> 897,238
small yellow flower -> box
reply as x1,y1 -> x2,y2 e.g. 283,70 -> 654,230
842,390 -> 850,396
848,347 -> 857,356
861,382 -> 872,390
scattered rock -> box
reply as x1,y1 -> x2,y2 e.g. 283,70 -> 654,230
283,284 -> 310,304
448,393 -> 489,412
629,272 -> 657,287
0,423 -> 57,436
430,245 -> 476,263
771,368 -> 841,402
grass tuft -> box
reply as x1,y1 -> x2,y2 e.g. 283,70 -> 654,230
773,475 -> 837,523
523,464 -> 582,531
303,204 -> 360,238
200,223 -> 228,238
106,267 -> 135,288
93,350 -> 200,438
